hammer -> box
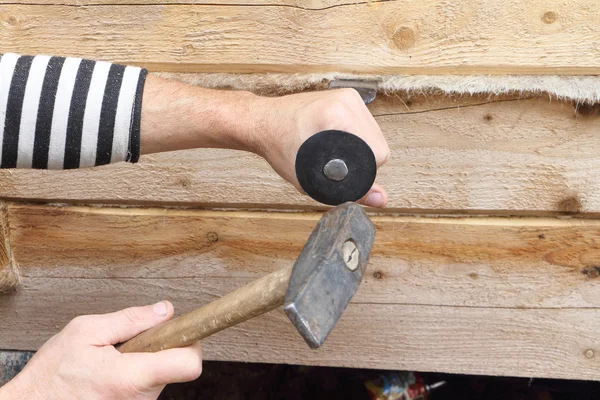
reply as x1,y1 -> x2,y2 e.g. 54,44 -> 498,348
117,202 -> 375,352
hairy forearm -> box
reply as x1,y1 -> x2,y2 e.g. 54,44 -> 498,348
141,75 -> 390,207
140,75 -> 267,156
0,52 -> 269,170
0,52 -> 389,206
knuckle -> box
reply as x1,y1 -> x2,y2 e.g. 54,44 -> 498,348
322,100 -> 351,121
119,307 -> 145,325
381,147 -> 391,164
336,88 -> 364,104
119,364 -> 157,394
65,315 -> 92,334
120,375 -> 147,397
335,87 -> 360,98
321,90 -> 365,118
180,349 -> 203,382
187,357 -> 203,381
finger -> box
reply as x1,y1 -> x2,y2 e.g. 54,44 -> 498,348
376,142 -> 391,167
126,342 -> 203,388
354,99 -> 390,167
353,129 -> 389,168
368,130 -> 390,168
358,184 -> 388,208
90,301 -> 175,345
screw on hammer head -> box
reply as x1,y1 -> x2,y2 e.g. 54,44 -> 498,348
284,202 -> 376,348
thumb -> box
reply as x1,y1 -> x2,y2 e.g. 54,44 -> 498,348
90,301 -> 174,345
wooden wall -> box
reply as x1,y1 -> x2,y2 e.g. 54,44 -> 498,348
2,0 -> 600,380
2,1 -> 600,75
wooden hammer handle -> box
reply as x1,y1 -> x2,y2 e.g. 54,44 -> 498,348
116,266 -> 292,353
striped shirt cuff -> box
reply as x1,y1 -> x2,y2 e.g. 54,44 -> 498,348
0,53 -> 147,169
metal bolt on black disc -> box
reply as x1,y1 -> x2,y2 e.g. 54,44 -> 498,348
295,130 -> 377,206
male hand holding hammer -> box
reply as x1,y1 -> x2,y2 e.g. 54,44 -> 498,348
0,54 -> 388,399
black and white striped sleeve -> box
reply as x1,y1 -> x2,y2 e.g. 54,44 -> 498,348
0,53 -> 147,169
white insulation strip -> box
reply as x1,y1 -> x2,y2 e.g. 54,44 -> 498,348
158,73 -> 600,103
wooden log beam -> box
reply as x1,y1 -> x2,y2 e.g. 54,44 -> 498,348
9,203 -> 600,309
2,203 -> 600,379
0,203 -> 18,293
1,1 -> 599,74
2,0 -> 356,5
4,284 -> 600,381
1,95 -> 599,215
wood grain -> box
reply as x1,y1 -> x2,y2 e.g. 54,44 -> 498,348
1,95 -> 599,214
2,0 -> 599,381
4,203 -> 600,378
2,276 -> 600,380
2,0 -> 347,5
0,203 -> 18,292
1,1 -> 599,74
8,203 -> 600,309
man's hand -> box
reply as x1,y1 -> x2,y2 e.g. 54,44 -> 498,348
0,302 -> 202,400
140,76 -> 390,208
254,89 -> 390,208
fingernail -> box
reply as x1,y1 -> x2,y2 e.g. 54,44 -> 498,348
152,301 -> 168,316
366,192 -> 385,208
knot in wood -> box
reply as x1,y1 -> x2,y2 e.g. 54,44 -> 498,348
391,26 -> 416,50
583,266 -> 600,279
585,349 -> 595,359
542,11 -> 558,24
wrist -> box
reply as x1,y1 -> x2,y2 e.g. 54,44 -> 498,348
0,376 -> 42,400
140,75 -> 270,155
208,89 -> 270,155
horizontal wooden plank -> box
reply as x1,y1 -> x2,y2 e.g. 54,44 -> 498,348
4,203 -> 600,378
2,276 -> 600,380
1,95 -> 599,214
8,203 -> 600,309
2,0 -> 344,5
1,2 -> 599,74
207,305 -> 600,381
0,203 -> 17,293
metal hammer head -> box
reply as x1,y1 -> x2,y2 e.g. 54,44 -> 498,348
283,202 -> 376,349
